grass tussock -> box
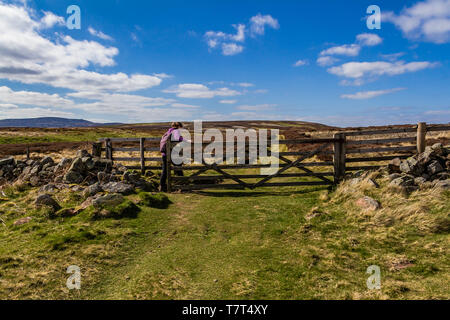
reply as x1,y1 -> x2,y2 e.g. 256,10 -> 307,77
138,192 -> 172,209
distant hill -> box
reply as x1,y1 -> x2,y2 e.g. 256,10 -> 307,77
0,117 -> 121,128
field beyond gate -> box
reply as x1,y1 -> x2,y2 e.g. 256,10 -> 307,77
97,123 -> 450,192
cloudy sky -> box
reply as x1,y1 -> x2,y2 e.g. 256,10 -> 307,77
0,0 -> 449,126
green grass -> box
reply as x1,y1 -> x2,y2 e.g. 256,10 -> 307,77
0,178 -> 449,299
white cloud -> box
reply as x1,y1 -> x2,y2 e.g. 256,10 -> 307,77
205,24 -> 246,46
380,52 -> 406,61
0,86 -> 73,108
293,59 -> 308,67
219,100 -> 237,104
236,82 -> 254,87
249,14 -> 279,36
67,91 -> 174,107
341,88 -> 406,100
0,103 -> 19,109
317,56 -> 340,67
164,84 -> 241,99
0,107 -> 75,120
424,109 -> 450,115
39,11 -> 65,29
328,61 -> 437,79
317,33 -> 383,68
204,14 -> 278,56
0,2 -> 163,92
171,103 -> 201,109
88,27 -> 114,41
356,33 -> 383,46
320,44 -> 361,57
383,0 -> 450,43
236,104 -> 276,111
222,43 -> 244,56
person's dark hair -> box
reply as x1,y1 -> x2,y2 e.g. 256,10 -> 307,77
171,122 -> 183,129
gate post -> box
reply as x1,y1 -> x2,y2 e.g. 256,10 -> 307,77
140,138 -> 146,176
92,142 -> 102,158
166,137 -> 172,193
105,139 -> 113,164
417,122 -> 427,153
333,133 -> 346,184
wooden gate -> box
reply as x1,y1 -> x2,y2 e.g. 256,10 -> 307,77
96,122 -> 450,192
165,137 -> 339,191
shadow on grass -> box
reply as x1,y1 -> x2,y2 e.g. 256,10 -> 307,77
191,186 -> 331,198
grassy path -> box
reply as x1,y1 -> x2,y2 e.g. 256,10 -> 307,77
82,187 -> 329,299
1,184 -> 448,299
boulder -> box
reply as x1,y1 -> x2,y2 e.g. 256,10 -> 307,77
400,157 -> 424,175
68,157 -> 85,173
431,143 -> 446,157
417,150 -> 433,165
123,172 -> 157,191
390,176 -> 414,187
54,158 -> 72,173
356,196 -> 381,211
35,194 -> 61,211
22,166 -> 32,176
40,156 -> 54,167
92,193 -> 125,209
427,160 -> 444,176
63,170 -> 84,184
29,175 -> 41,187
388,158 -> 402,173
76,150 -> 91,158
83,183 -> 103,198
101,182 -> 134,195
0,157 -> 15,167
82,157 -> 95,170
93,158 -> 113,172
30,165 -> 41,175
39,183 -> 58,193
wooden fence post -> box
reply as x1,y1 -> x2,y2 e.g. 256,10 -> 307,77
417,122 -> 427,153
333,133 -> 346,184
140,138 -> 146,176
92,142 -> 102,158
105,139 -> 113,163
166,137 -> 172,193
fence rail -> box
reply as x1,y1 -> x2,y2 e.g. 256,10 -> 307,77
95,122 -> 450,191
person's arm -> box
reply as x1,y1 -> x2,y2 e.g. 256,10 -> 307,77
171,129 -> 183,142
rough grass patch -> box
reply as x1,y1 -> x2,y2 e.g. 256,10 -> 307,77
90,200 -> 141,220
138,192 -> 172,209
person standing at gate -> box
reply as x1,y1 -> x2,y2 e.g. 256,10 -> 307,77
159,122 -> 185,192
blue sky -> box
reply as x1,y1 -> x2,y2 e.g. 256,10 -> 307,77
0,0 -> 449,126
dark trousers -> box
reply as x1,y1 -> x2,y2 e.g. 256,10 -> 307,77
160,155 -> 184,191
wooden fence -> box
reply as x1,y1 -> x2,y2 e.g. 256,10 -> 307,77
96,122 -> 450,192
